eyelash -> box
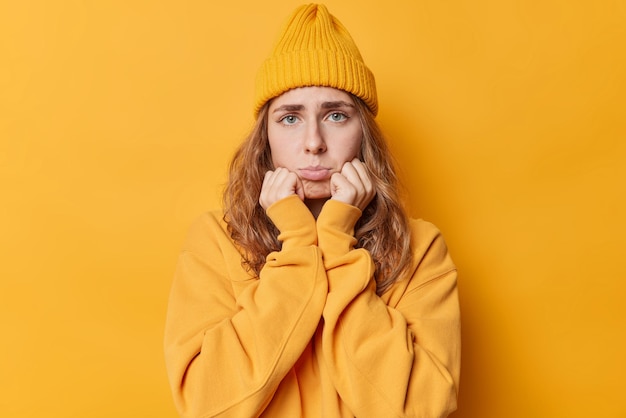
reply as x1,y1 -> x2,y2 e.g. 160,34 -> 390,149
328,112 -> 348,122
277,112 -> 349,125
279,115 -> 299,125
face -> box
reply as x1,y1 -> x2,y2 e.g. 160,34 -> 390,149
267,86 -> 363,200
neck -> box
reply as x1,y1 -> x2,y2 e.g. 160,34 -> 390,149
304,198 -> 328,218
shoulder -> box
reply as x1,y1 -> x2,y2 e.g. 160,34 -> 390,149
408,219 -> 450,258
180,209 -> 234,255
406,218 -> 456,286
382,218 -> 457,305
177,209 -> 253,281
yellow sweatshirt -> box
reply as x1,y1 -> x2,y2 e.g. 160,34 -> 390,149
164,196 -> 460,418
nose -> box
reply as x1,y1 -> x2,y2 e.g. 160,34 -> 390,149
304,122 -> 327,154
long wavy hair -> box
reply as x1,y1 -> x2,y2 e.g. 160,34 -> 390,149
223,95 -> 413,295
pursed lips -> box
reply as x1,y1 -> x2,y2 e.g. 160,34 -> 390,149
298,166 -> 332,181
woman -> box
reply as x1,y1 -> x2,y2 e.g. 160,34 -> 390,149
164,4 -> 460,417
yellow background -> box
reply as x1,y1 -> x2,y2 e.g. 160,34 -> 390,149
1,0 -> 625,417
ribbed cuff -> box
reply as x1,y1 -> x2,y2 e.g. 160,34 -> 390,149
316,199 -> 362,261
266,195 -> 317,250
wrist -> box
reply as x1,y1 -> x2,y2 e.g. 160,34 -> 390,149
316,199 -> 362,259
266,195 -> 317,249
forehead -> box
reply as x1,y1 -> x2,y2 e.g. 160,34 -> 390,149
269,86 -> 354,109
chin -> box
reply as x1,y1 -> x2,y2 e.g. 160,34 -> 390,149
302,181 -> 331,200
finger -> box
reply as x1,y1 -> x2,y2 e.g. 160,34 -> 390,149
340,161 -> 366,195
294,175 -> 305,201
260,170 -> 281,209
350,159 -> 375,197
338,160 -> 376,210
262,170 -> 276,189
266,167 -> 290,194
278,170 -> 299,199
259,171 -> 274,209
260,168 -> 302,210
271,168 -> 304,201
350,159 -> 371,186
330,172 -> 357,205
260,168 -> 288,209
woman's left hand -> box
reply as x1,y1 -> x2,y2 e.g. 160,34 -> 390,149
329,158 -> 376,211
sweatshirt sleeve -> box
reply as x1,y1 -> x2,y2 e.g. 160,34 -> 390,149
316,200 -> 460,418
164,196 -> 328,418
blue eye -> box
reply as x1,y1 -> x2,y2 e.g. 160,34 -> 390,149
280,115 -> 299,125
328,112 -> 347,122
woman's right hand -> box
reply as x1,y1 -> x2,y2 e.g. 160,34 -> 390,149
259,167 -> 305,210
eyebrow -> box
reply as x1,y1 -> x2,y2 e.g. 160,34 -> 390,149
321,100 -> 355,109
272,104 -> 305,113
272,100 -> 355,113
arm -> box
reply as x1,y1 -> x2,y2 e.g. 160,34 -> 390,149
317,201 -> 460,418
164,196 -> 328,418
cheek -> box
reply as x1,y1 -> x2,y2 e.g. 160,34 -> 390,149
347,133 -> 363,159
267,128 -> 281,165
267,136 -> 292,168
333,135 -> 362,163
269,146 -> 282,168
355,136 -> 363,156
